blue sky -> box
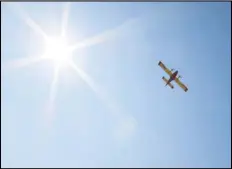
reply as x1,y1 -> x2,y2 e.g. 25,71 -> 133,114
1,2 -> 231,168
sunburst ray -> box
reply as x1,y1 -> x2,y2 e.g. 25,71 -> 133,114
46,65 -> 60,126
69,61 -> 99,95
61,2 -> 71,37
69,61 -> 123,117
8,2 -> 48,40
2,56 -> 46,71
69,18 -> 138,52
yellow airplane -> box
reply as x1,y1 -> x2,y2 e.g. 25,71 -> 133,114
158,61 -> 188,92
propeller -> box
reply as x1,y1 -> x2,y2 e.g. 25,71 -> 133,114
178,75 -> 182,79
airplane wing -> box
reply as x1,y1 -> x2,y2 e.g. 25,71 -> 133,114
175,78 -> 188,92
158,61 -> 172,76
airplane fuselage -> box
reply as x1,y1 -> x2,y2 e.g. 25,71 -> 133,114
166,70 -> 178,86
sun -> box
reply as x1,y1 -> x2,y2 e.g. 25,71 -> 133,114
4,2 -> 131,128
43,36 -> 73,68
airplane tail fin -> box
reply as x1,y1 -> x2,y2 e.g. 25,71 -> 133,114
162,77 -> 174,89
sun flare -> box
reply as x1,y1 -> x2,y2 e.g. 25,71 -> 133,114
43,36 -> 73,68
5,2 -> 133,129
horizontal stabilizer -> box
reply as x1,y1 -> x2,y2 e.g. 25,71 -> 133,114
162,77 -> 174,89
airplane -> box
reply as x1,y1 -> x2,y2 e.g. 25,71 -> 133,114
158,61 -> 188,92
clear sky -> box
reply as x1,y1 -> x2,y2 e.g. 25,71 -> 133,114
1,2 -> 231,168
